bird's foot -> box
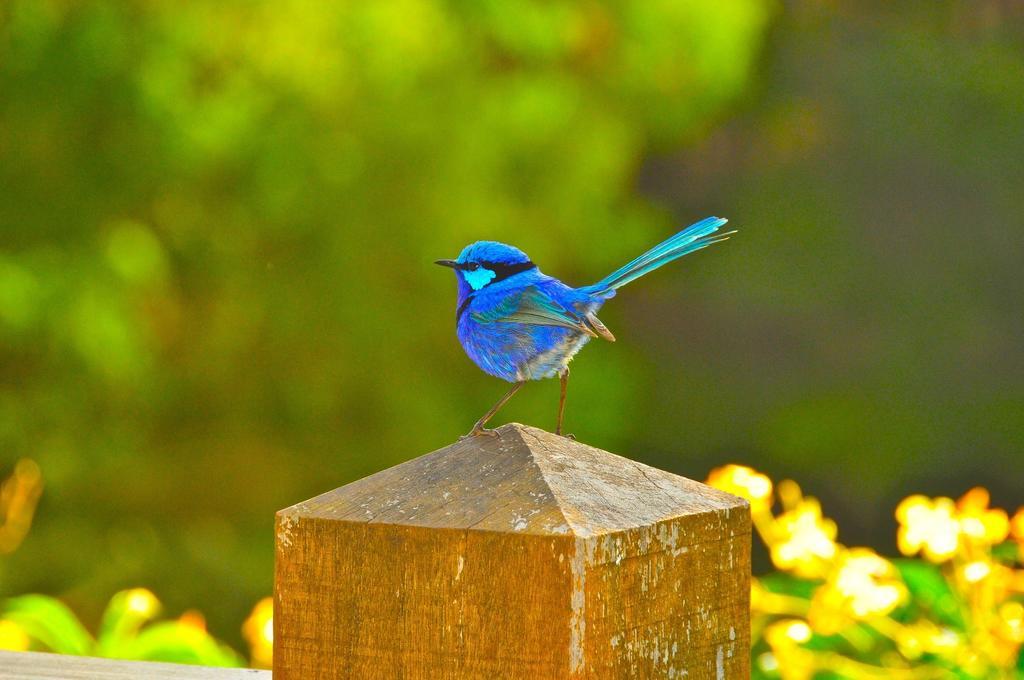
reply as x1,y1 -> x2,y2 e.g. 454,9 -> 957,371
561,432 -> 576,440
460,426 -> 499,440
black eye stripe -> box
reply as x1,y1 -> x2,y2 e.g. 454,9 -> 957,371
456,259 -> 536,290
478,260 -> 536,282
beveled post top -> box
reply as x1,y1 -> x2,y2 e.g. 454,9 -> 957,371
278,423 -> 747,539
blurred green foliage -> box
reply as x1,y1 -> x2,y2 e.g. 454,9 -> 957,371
0,0 -> 771,647
640,1 -> 1024,545
2,588 -> 242,666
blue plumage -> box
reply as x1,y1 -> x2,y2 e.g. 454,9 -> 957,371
436,216 -> 733,436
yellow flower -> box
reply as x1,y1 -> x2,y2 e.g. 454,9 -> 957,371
810,548 -> 907,634
242,596 -> 274,669
124,588 -> 160,617
1012,569 -> 1024,594
705,464 -> 773,513
961,560 -> 991,584
834,551 -> 906,617
0,620 -> 29,651
763,619 -> 816,680
1008,507 -> 1024,543
769,492 -> 838,578
893,620 -> 962,660
750,577 -> 767,610
178,609 -> 206,631
998,601 -> 1024,644
895,495 -> 959,562
982,563 -> 1023,603
956,487 -> 1009,546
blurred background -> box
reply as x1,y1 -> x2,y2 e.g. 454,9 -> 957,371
1,0 -> 1022,655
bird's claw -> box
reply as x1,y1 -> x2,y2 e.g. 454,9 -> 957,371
461,427 -> 499,440
561,432 -> 576,440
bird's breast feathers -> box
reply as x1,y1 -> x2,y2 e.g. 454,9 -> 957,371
456,276 -> 602,382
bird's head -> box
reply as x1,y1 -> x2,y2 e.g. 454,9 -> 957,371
435,241 -> 536,293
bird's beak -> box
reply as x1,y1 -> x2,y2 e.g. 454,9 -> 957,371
434,259 -> 459,269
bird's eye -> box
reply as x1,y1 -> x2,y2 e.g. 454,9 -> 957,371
466,263 -> 480,271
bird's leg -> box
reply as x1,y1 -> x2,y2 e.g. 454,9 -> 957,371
556,368 -> 573,438
464,381 -> 525,438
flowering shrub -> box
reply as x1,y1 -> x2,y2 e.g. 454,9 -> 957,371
707,465 -> 1024,679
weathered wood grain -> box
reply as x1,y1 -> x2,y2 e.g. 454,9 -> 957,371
275,423 -> 751,679
0,650 -> 269,679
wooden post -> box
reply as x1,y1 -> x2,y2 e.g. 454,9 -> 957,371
274,423 -> 750,679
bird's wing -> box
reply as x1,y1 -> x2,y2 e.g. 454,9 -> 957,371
470,286 -> 597,337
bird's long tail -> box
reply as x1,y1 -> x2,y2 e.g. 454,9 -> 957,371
582,216 -> 733,297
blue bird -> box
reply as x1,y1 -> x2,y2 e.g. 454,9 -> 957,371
436,216 -> 734,437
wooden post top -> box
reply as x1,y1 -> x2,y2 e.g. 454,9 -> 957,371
277,422 -> 747,539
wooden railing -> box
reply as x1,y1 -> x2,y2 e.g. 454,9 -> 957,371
3,423 -> 751,679
0,649 -> 269,678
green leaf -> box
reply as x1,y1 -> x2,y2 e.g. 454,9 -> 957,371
893,559 -> 964,629
96,589 -> 160,657
2,594 -> 94,655
757,572 -> 819,599
991,540 -> 1019,563
803,631 -> 847,653
123,622 -> 243,667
